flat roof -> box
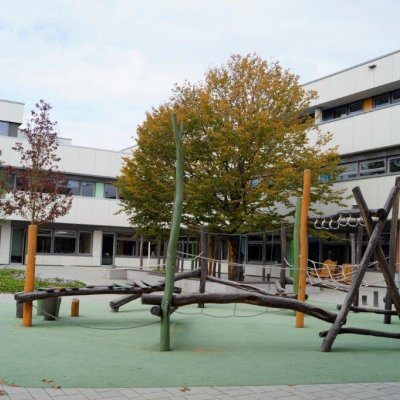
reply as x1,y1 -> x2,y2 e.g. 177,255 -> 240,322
303,49 -> 400,86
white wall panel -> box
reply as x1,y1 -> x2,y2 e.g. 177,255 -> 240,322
305,51 -> 400,107
317,105 -> 400,154
0,101 -> 24,124
0,222 -> 12,264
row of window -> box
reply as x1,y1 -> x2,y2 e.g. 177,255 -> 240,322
8,175 -> 120,200
66,180 -> 119,199
322,88 -> 400,121
338,155 -> 400,181
37,230 -> 92,255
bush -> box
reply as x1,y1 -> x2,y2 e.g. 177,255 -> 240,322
0,268 -> 85,293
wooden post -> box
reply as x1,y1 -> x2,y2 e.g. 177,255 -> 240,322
384,177 -> 400,323
139,236 -> 144,270
23,224 -> 37,327
292,198 -> 302,294
160,114 -> 184,351
354,225 -> 364,307
198,227 -> 208,308
262,233 -> 266,282
156,240 -> 161,270
296,170 -> 311,328
279,224 -> 287,289
71,298 -> 80,317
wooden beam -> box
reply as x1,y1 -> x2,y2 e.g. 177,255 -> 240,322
320,185 -> 399,352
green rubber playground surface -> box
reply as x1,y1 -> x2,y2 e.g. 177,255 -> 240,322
1,296 -> 400,388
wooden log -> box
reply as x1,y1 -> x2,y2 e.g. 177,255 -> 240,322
110,293 -> 142,312
320,185 -> 399,352
71,298 -> 80,317
319,327 -> 400,340
43,297 -> 61,321
141,293 -> 337,323
150,305 -> 177,317
385,176 -> 400,323
206,275 -> 276,296
354,186 -> 400,317
337,304 -> 397,315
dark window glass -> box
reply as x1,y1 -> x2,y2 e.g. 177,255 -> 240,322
116,234 -> 135,256
392,90 -> 400,103
78,232 -> 92,254
348,101 -> 363,114
54,230 -> 76,254
247,243 -> 263,262
374,94 -> 390,108
37,229 -> 52,253
68,180 -> 80,195
322,109 -> 333,121
389,157 -> 400,173
332,106 -> 347,119
360,159 -> 385,176
338,163 -> 357,181
81,182 -> 95,197
104,183 -> 117,199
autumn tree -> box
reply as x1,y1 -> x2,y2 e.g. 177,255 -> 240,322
1,100 -> 72,326
117,54 -> 344,271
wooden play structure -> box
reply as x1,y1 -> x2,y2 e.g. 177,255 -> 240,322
14,112 -> 400,354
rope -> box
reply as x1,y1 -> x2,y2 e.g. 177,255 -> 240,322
32,303 -> 160,331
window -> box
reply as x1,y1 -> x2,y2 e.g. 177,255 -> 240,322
374,93 -> 390,108
67,180 -> 95,196
332,106 -> 347,119
104,183 -> 117,199
67,180 -> 80,195
392,90 -> 400,103
116,233 -> 135,256
348,101 -> 363,114
389,157 -> 400,173
359,159 -> 385,177
37,229 -> 52,253
0,121 -> 9,136
81,182 -> 95,197
54,230 -> 76,254
338,163 -> 357,181
78,232 -> 92,254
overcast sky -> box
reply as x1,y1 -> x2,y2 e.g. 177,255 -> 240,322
1,0 -> 400,150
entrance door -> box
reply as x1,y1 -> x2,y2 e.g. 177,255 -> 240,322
101,233 -> 114,266
11,228 -> 25,263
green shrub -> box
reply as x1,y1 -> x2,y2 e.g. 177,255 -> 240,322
0,268 -> 85,293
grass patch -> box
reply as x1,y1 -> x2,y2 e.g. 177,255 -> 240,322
0,268 -> 85,293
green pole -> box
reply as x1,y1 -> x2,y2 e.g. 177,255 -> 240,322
160,114 -> 184,351
292,198 -> 302,294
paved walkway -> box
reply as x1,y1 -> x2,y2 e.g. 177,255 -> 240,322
2,382 -> 400,400
3,265 -> 399,399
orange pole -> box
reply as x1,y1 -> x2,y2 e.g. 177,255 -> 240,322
295,169 -> 311,328
23,224 -> 37,327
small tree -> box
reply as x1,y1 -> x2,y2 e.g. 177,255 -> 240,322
1,100 -> 72,326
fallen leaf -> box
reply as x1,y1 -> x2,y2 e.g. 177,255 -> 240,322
51,385 -> 61,389
179,386 -> 191,392
41,379 -> 53,383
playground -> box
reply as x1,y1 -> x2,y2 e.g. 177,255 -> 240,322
2,286 -> 400,389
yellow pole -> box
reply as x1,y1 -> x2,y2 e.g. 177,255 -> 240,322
295,169 -> 311,328
23,224 -> 37,327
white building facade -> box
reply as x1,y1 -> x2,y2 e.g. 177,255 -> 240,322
304,50 -> 400,212
0,99 -> 148,268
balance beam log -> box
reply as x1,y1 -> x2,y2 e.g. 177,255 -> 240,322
337,304 -> 397,315
141,293 -> 337,323
319,327 -> 400,340
15,283 -> 176,303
